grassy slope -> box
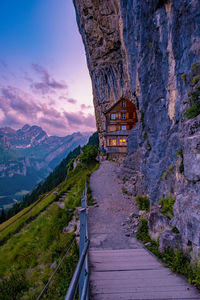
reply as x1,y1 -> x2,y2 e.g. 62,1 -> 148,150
0,157 -> 99,299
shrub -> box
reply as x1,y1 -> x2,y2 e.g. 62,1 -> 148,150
184,87 -> 200,119
79,145 -> 98,165
172,226 -> 179,234
181,73 -> 187,84
136,195 -> 150,211
0,270 -> 28,300
159,196 -> 175,219
136,218 -> 151,243
191,75 -> 200,87
191,62 -> 200,72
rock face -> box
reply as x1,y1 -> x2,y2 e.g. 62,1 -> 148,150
73,0 -> 200,250
0,125 -> 89,206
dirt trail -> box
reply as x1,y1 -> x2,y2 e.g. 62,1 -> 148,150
88,160 -> 141,250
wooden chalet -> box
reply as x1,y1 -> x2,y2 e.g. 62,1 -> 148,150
104,98 -> 137,153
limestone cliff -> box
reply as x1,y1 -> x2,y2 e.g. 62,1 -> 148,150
73,0 -> 200,252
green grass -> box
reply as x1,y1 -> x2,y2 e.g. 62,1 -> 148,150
0,159 -> 99,299
159,196 -> 175,219
65,162 -> 99,209
0,192 -> 56,245
0,203 -> 77,300
136,195 -> 150,211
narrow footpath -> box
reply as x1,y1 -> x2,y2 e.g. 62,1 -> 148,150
88,161 -> 200,300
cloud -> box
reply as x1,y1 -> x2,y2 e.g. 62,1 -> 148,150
0,85 -> 96,136
39,117 -> 66,129
64,111 -> 96,129
59,96 -> 77,104
31,63 -> 68,94
67,98 -> 77,104
80,104 -> 93,110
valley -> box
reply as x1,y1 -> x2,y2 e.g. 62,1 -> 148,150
0,124 -> 90,208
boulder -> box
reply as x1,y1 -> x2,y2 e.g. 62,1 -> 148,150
148,206 -> 170,240
159,229 -> 182,253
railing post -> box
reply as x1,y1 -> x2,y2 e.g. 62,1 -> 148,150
79,184 -> 88,299
65,183 -> 89,300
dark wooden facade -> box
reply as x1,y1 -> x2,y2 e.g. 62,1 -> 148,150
104,98 -> 137,153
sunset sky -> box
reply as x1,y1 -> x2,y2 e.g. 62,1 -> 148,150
0,0 -> 95,136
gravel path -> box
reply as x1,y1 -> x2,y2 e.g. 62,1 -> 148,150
88,160 -> 141,250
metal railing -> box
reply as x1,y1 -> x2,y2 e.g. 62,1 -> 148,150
65,183 -> 89,300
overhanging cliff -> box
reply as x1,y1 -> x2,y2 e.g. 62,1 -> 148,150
73,0 -> 200,252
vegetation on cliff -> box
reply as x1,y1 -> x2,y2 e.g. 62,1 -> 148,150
136,216 -> 200,290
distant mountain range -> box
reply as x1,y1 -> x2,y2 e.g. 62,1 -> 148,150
0,124 -> 90,208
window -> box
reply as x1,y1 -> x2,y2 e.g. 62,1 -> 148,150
121,113 -> 126,120
119,138 -> 126,146
109,139 -> 117,146
110,113 -> 116,120
122,100 -> 126,107
121,125 -> 126,131
108,125 -> 117,132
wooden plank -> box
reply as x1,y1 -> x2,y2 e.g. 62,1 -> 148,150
90,269 -> 175,280
91,291 -> 200,300
89,256 -> 159,263
89,249 -> 145,254
90,275 -> 186,287
89,253 -> 152,259
91,284 -> 196,294
90,263 -> 162,271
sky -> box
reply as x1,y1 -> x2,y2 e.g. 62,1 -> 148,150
0,0 -> 95,136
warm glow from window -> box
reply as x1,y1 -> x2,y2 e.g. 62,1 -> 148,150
119,138 -> 126,145
109,139 -> 117,146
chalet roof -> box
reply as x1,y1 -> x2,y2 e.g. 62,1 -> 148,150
104,98 -> 133,114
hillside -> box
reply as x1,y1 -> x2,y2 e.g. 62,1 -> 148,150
0,124 -> 90,209
0,133 -> 99,299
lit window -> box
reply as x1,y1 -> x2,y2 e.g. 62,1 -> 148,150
121,125 -> 126,131
110,113 -> 116,120
119,138 -> 126,146
121,113 -> 126,119
109,139 -> 117,146
122,101 -> 126,107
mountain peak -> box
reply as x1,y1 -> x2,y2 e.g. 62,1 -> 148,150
21,124 -> 31,131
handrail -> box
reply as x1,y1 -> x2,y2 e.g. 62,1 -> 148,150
65,240 -> 89,300
65,183 -> 89,300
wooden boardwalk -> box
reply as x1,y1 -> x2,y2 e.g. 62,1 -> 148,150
88,162 -> 200,299
89,248 -> 200,299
